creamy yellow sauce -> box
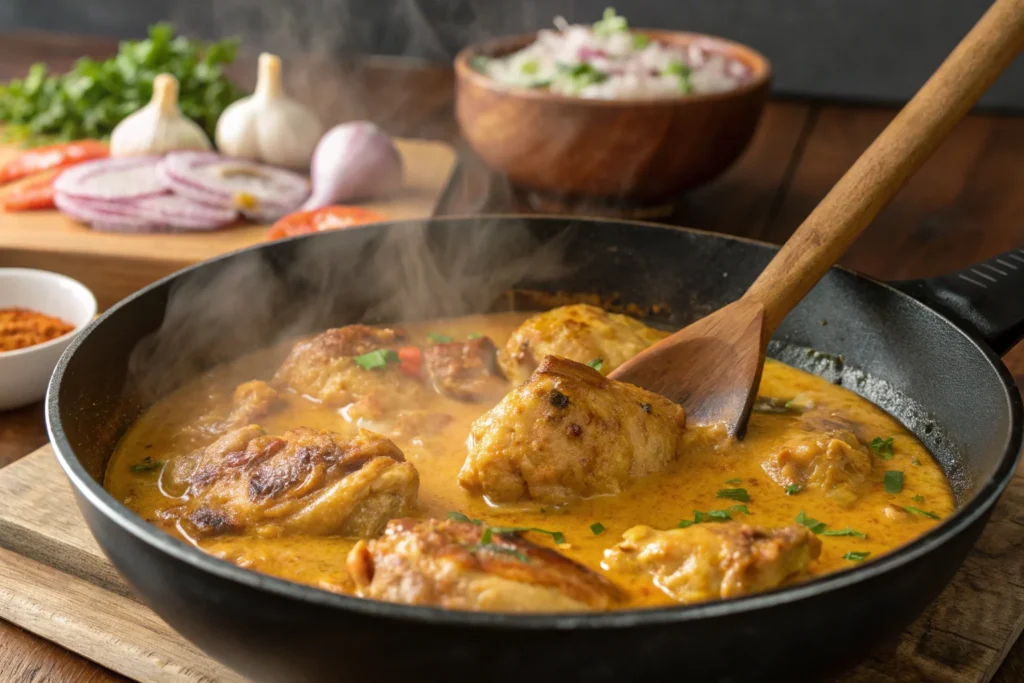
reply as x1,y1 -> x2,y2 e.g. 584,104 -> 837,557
105,312 -> 954,608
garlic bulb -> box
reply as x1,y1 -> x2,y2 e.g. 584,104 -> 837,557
215,53 -> 325,170
110,74 -> 212,157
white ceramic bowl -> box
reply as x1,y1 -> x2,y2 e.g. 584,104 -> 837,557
0,268 -> 97,411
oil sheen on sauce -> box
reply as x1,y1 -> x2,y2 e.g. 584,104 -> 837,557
105,312 -> 954,608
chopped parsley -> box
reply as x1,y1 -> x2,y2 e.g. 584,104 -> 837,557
870,436 -> 894,460
448,511 -> 482,525
904,506 -> 940,520
130,456 -> 163,473
884,471 -> 904,494
843,551 -> 870,562
786,484 -> 802,495
716,488 -> 750,503
587,358 -> 604,371
427,332 -> 453,344
590,522 -> 606,536
354,348 -> 398,370
482,525 -> 566,545
821,527 -> 867,540
678,505 -> 749,528
795,510 -> 827,534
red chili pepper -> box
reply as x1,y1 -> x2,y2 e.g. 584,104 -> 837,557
0,140 -> 109,186
0,170 -> 58,211
268,206 -> 386,241
398,346 -> 423,380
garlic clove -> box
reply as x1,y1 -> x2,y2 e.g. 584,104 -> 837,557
111,74 -> 212,157
214,53 -> 324,170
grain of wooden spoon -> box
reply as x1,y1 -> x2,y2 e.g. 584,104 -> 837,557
608,0 -> 1024,438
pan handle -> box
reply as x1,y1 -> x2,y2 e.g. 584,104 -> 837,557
892,247 -> 1024,356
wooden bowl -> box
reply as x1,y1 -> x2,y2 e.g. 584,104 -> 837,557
455,30 -> 772,203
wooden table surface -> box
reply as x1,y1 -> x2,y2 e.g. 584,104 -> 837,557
1,31 -> 1023,683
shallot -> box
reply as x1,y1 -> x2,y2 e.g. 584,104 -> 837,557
301,121 -> 403,211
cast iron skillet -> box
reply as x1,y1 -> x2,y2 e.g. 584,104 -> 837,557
46,217 -> 1024,683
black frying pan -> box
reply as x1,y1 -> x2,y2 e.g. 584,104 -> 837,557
46,217 -> 1024,683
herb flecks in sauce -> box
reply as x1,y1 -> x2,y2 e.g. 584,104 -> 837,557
821,527 -> 866,540
354,349 -> 398,370
870,436 -> 895,460
884,471 -> 904,494
843,551 -> 870,562
130,456 -> 163,473
795,511 -> 827,534
716,488 -> 750,503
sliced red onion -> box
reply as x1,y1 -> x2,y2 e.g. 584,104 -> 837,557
54,156 -> 166,201
301,121 -> 404,211
133,195 -> 238,230
54,192 -> 165,232
158,152 -> 309,220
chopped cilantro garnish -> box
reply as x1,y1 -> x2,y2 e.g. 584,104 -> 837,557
884,471 -> 904,494
716,488 -> 750,503
843,551 -> 870,562
786,484 -> 802,495
795,510 -> 827,534
587,358 -> 604,371
725,478 -> 743,485
678,506 -> 748,527
590,522 -> 606,535
821,527 -> 867,540
448,511 -> 482,525
870,436 -> 894,460
904,506 -> 940,520
427,333 -> 453,343
354,348 -> 398,370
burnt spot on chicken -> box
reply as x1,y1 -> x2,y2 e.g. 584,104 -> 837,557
422,336 -> 507,402
548,390 -> 570,408
187,507 -> 238,535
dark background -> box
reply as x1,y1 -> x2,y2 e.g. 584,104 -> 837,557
2,0 -> 1023,110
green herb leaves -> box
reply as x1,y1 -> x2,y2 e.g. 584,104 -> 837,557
446,511 -> 566,548
904,506 -> 940,520
795,510 -> 827,534
677,505 -> 749,528
130,456 -> 163,473
448,511 -> 482,525
593,7 -> 629,36
785,484 -> 802,495
556,62 -> 608,90
751,397 -> 805,415
587,358 -> 604,371
0,23 -> 243,145
843,551 -> 870,562
884,471 -> 904,494
664,60 -> 694,94
590,522 -> 606,536
716,488 -> 750,503
427,332 -> 453,343
870,436 -> 894,460
821,527 -> 867,540
354,349 -> 398,370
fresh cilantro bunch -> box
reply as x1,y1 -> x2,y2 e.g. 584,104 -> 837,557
0,23 -> 244,145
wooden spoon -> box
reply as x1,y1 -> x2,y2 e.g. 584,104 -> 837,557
609,0 -> 1024,438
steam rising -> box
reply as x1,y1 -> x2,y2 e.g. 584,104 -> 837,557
127,218 -> 573,403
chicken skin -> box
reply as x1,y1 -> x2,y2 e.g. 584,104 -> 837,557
459,356 -> 687,505
162,425 -> 419,539
272,325 -> 425,415
603,523 -> 821,603
347,518 -> 625,612
224,380 -> 282,427
761,429 -> 873,506
423,336 -> 507,402
498,304 -> 668,382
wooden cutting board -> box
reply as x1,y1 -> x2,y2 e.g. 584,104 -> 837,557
0,139 -> 457,309
0,446 -> 1021,683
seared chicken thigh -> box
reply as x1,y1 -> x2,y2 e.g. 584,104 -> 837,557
459,356 -> 687,505
163,425 -> 418,539
423,336 -> 507,402
603,523 -> 821,603
498,304 -> 667,382
347,518 -> 625,611
761,429 -> 873,506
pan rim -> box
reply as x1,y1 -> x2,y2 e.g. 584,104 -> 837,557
46,215 -> 1024,630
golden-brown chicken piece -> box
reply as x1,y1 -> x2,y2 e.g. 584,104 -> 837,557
347,518 -> 625,612
498,304 -> 668,382
162,425 -> 418,539
761,429 -> 873,506
423,336 -> 507,402
224,380 -> 282,427
459,356 -> 687,505
603,523 -> 821,603
273,324 -> 426,418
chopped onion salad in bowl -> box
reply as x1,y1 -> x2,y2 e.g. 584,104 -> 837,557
474,9 -> 752,99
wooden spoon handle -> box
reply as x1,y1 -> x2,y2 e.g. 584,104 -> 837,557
744,0 -> 1024,336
